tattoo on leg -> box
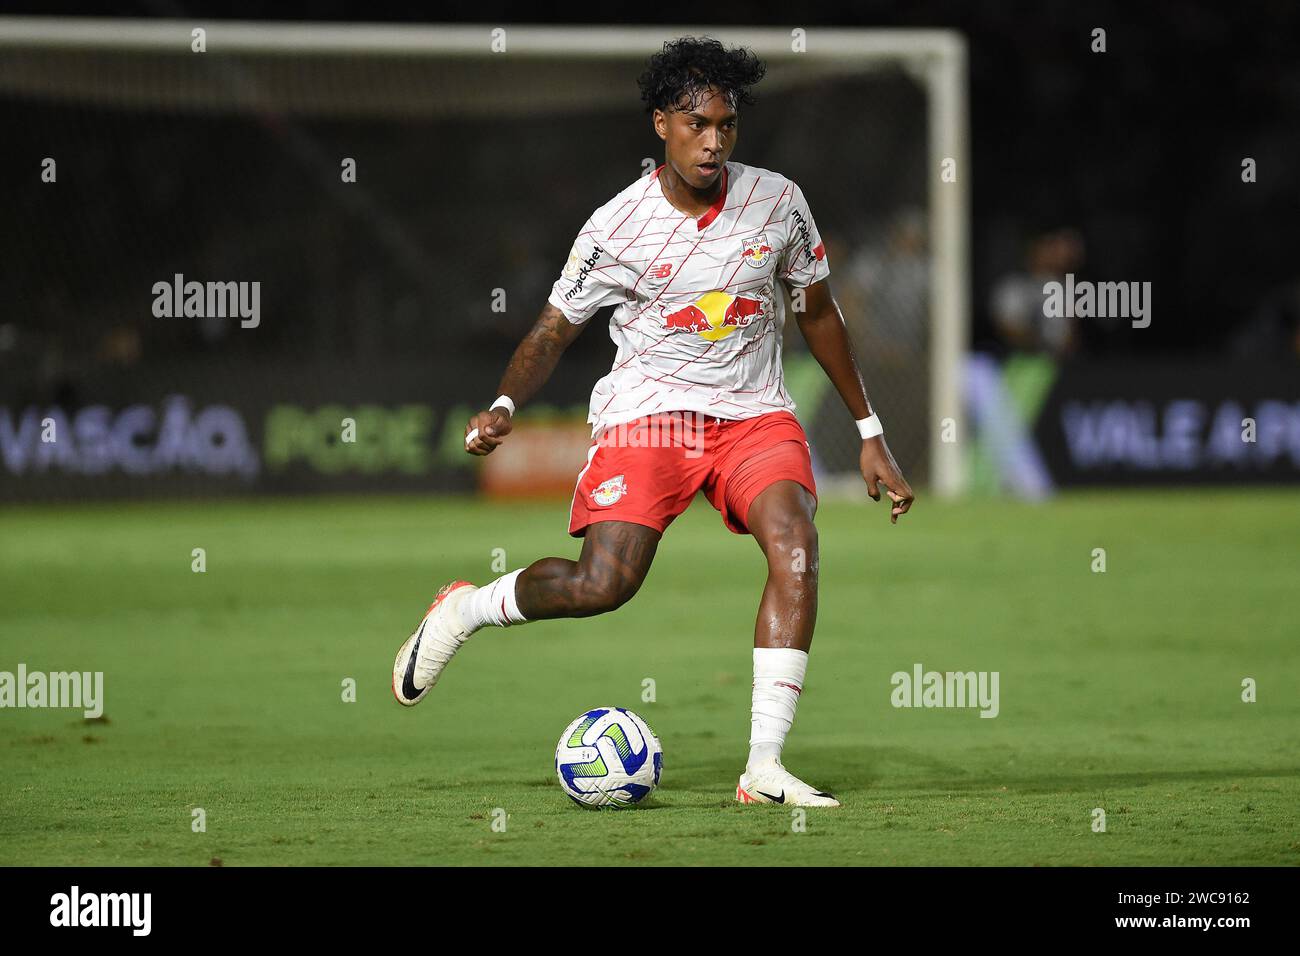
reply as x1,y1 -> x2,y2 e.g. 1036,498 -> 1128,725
514,521 -> 660,620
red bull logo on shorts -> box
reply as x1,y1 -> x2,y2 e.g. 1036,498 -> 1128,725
662,291 -> 763,342
591,474 -> 628,506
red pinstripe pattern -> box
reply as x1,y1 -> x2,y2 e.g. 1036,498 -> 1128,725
559,163 -> 825,436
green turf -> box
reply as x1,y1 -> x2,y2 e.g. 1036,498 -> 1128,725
1,489 -> 1297,866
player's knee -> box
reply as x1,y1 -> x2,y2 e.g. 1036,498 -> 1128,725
765,516 -> 818,576
573,571 -> 642,616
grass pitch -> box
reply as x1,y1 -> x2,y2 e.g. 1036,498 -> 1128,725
1,489 -> 1297,866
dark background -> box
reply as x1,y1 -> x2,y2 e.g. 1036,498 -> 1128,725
7,0 -> 1297,360
2,1 -> 1297,498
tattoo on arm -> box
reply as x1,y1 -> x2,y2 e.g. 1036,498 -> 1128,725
497,304 -> 585,408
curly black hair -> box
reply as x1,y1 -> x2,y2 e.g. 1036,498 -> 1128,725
636,36 -> 767,115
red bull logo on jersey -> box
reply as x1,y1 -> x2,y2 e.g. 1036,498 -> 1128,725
741,232 -> 773,268
662,291 -> 763,342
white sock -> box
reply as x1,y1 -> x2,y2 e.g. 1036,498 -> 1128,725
748,647 -> 808,770
460,569 -> 529,631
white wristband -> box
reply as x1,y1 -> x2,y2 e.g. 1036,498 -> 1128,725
466,395 -> 516,446
856,412 -> 883,439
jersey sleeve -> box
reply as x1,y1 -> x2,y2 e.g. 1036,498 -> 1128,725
778,182 -> 831,289
547,215 -> 627,325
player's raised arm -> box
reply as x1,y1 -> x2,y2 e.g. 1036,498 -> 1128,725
464,303 -> 587,456
792,277 -> 916,523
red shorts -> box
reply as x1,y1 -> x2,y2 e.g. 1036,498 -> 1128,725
568,409 -> 818,537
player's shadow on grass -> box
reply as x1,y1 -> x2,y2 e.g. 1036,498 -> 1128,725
905,764 -> 1300,795
665,746 -> 1300,798
662,745 -> 967,798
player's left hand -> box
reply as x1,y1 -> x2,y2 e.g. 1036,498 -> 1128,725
860,436 -> 915,524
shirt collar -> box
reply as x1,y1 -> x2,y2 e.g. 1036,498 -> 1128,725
653,163 -> 729,230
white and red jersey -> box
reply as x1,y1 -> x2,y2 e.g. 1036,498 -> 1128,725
547,160 -> 830,436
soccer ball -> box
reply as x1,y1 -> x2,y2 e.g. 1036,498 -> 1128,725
555,706 -> 662,809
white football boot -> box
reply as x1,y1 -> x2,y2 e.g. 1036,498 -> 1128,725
392,580 -> 476,706
736,756 -> 841,808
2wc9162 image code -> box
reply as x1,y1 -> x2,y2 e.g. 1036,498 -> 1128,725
1118,892 -> 1251,907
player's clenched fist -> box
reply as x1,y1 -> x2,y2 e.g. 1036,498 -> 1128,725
465,408 -> 512,456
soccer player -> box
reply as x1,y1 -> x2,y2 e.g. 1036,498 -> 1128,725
393,36 -> 915,807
